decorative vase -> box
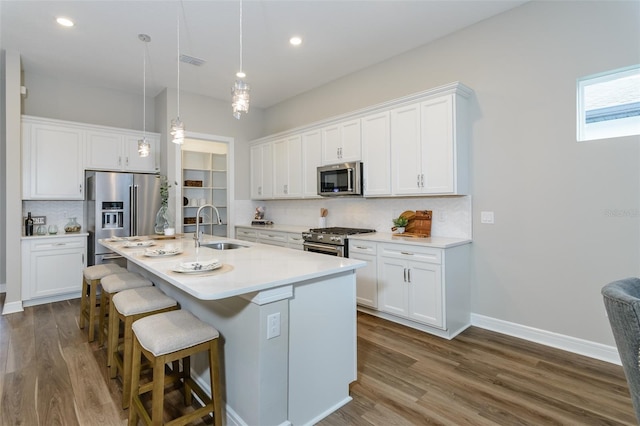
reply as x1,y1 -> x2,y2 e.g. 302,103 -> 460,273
395,227 -> 405,234
64,217 -> 81,233
154,204 -> 173,234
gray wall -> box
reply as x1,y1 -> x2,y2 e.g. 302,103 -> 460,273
262,1 -> 640,346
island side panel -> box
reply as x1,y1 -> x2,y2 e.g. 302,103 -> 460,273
288,270 -> 358,425
131,265 -> 290,426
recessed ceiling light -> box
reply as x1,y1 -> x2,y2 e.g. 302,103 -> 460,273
56,17 -> 74,27
289,36 -> 302,46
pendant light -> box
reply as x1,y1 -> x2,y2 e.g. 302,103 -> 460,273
138,34 -> 151,157
232,0 -> 250,119
170,6 -> 185,144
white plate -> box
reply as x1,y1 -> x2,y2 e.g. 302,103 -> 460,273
123,240 -> 155,248
172,262 -> 222,274
144,248 -> 182,257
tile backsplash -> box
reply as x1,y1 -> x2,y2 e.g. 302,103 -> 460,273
22,201 -> 84,234
235,196 -> 472,239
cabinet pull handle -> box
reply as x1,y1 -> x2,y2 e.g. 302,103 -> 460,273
417,174 -> 420,187
401,251 -> 414,256
79,183 -> 82,193
118,156 -> 122,166
54,243 -> 66,246
403,268 -> 407,282
407,268 -> 412,283
421,174 -> 425,188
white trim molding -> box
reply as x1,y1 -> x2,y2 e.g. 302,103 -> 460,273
471,313 -> 621,366
2,300 -> 24,315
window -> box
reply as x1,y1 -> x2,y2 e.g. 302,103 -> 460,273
577,65 -> 640,141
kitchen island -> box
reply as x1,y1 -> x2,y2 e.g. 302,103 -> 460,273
100,235 -> 365,426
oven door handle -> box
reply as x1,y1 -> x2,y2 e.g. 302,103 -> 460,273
304,242 -> 343,255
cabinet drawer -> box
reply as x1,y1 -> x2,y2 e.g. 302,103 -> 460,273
349,241 -> 377,255
379,243 -> 441,264
258,231 -> 288,245
29,237 -> 86,251
236,228 -> 258,241
287,233 -> 304,247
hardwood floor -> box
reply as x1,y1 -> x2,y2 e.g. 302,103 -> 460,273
1,293 -> 635,425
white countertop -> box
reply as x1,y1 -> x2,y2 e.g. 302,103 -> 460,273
99,235 -> 364,301
349,232 -> 471,248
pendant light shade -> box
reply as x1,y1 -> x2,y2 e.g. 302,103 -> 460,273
171,5 -> 185,144
138,33 -> 151,157
232,0 -> 250,119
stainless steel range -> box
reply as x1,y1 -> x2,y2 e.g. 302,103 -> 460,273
302,227 -> 375,257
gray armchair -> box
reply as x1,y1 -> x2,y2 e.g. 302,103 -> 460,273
602,277 -> 640,422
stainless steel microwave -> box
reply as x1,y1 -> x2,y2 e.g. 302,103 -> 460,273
317,162 -> 363,196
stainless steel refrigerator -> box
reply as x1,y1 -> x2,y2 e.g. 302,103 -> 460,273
86,171 -> 161,266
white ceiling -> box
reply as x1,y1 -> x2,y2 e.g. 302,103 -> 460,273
0,0 -> 527,108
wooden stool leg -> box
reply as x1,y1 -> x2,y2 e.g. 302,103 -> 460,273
98,291 -> 111,346
79,277 -> 88,329
121,315 -> 135,409
183,355 -> 192,406
210,340 -> 223,426
107,300 -> 119,373
88,279 -> 99,342
128,336 -> 142,426
151,355 -> 167,425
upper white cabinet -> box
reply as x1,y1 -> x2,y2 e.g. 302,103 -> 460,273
273,135 -> 303,198
361,111 -> 391,196
321,119 -> 361,164
86,130 -> 159,173
250,142 -> 273,200
249,82 -> 472,200
22,115 -> 160,200
22,118 -> 85,200
391,92 -> 469,196
302,129 -> 322,198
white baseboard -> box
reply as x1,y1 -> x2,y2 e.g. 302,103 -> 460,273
471,313 -> 621,366
2,300 -> 24,315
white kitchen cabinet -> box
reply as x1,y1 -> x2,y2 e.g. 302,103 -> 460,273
235,228 -> 258,242
21,235 -> 87,306
181,148 -> 228,237
378,243 -> 443,328
391,92 -> 469,196
302,129 -> 323,198
273,135 -> 303,198
361,111 -> 391,196
86,130 -> 159,173
321,119 -> 361,164
22,118 -> 85,200
250,142 -> 273,199
349,241 -> 378,308
257,230 -> 288,247
287,233 -> 304,250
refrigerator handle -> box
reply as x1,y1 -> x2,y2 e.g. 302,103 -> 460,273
133,185 -> 139,236
129,185 -> 135,236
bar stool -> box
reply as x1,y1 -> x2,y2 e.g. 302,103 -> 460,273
79,263 -> 125,342
98,271 -> 153,346
129,310 -> 223,426
108,286 -> 179,409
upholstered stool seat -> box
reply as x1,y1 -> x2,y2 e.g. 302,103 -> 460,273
129,310 -> 222,426
79,263 -> 125,342
108,286 -> 178,409
98,271 -> 153,346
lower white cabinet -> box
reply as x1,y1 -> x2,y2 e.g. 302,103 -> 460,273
235,226 -> 304,250
21,235 -> 87,306
349,241 -> 378,308
350,237 -> 470,339
378,244 -> 443,327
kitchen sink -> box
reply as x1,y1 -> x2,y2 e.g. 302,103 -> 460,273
202,242 -> 249,250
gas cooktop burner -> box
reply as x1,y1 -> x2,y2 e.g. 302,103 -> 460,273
308,227 -> 376,235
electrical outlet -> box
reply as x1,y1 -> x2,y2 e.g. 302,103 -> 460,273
267,312 -> 281,339
480,211 -> 495,224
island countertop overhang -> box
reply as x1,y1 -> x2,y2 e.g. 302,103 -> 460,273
99,235 -> 365,301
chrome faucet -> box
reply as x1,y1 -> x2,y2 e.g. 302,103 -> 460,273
194,204 -> 223,247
